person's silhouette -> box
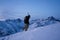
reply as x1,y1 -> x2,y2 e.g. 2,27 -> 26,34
23,13 -> 31,31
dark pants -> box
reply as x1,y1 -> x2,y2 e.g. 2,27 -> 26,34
23,24 -> 29,31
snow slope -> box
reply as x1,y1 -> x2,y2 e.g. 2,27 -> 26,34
0,22 -> 60,40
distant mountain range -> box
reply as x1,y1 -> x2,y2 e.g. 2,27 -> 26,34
29,16 -> 60,30
0,16 -> 60,37
0,18 -> 24,37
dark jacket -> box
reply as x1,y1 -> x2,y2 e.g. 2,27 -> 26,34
24,15 -> 30,24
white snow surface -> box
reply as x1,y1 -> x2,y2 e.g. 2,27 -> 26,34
0,22 -> 60,40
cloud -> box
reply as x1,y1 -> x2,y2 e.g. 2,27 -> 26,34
0,9 -> 14,19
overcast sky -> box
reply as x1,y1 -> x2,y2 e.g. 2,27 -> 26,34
0,0 -> 60,20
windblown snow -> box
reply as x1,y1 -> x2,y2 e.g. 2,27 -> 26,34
0,22 -> 60,40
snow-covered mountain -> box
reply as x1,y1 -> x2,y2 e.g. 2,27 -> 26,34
30,16 -> 60,29
0,22 -> 60,40
0,18 -> 24,37
0,16 -> 60,37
